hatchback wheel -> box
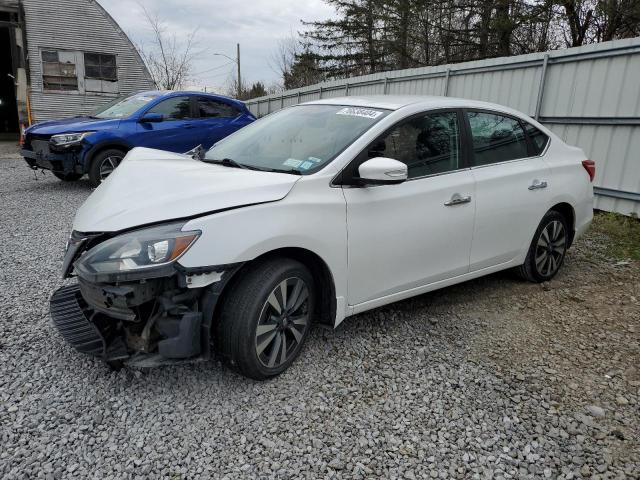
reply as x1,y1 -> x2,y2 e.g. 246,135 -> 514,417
216,258 -> 315,380
88,148 -> 126,187
516,210 -> 569,282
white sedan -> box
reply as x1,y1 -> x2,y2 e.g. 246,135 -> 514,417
50,95 -> 594,379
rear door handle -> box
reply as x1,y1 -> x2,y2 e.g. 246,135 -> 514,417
444,194 -> 472,206
528,180 -> 548,190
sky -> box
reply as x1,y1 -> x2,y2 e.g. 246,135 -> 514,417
97,0 -> 335,93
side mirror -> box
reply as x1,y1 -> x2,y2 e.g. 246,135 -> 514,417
357,157 -> 408,185
139,112 -> 163,123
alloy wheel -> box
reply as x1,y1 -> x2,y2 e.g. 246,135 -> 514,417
255,277 -> 309,369
99,155 -> 123,180
534,220 -> 566,276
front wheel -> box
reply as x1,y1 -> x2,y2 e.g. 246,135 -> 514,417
88,148 -> 126,187
516,210 -> 569,283
216,258 -> 315,380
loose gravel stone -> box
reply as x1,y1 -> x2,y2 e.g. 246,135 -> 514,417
0,147 -> 638,478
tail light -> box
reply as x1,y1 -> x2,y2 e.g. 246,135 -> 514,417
582,159 -> 595,182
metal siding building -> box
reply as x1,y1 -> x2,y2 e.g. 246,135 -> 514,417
0,0 -> 154,130
246,38 -> 640,216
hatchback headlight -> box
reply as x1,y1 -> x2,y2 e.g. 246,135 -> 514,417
50,131 -> 95,147
74,223 -> 200,281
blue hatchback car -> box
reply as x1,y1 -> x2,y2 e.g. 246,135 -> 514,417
21,91 -> 256,186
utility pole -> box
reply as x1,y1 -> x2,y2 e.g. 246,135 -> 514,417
236,43 -> 241,99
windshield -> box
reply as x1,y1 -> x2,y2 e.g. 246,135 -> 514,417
204,104 -> 390,174
92,93 -> 161,119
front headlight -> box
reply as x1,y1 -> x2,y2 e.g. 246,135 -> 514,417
50,131 -> 95,147
74,223 -> 200,281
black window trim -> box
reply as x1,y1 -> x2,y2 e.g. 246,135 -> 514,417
334,107 -> 471,187
462,107 -> 550,169
194,96 -> 242,119
144,94 -> 198,121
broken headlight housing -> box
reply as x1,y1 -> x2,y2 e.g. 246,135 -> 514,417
74,223 -> 200,282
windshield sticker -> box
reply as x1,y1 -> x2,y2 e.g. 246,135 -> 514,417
308,156 -> 322,163
299,161 -> 314,170
283,158 -> 302,168
336,107 -> 384,119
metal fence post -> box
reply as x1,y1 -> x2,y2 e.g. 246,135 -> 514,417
280,95 -> 284,109
534,54 -> 549,120
297,91 -> 301,105
383,77 -> 389,94
443,69 -> 451,96
345,82 -> 349,96
319,86 -> 323,99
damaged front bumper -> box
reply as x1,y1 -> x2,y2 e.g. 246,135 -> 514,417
20,139 -> 85,174
50,266 -> 237,367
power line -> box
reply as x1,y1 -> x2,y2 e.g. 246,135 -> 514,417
192,61 -> 235,76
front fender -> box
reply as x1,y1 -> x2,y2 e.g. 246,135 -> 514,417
178,186 -> 348,320
83,133 -> 134,171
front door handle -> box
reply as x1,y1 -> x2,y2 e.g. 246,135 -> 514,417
444,193 -> 472,206
528,180 -> 548,190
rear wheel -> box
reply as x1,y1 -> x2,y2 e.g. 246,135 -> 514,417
216,258 -> 315,380
516,210 -> 569,282
88,148 -> 126,187
53,172 -> 82,181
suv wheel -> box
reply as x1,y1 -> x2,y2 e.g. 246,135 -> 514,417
516,210 -> 569,283
88,148 -> 126,187
217,258 -> 315,380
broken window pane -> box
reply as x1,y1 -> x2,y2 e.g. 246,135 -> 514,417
42,50 -> 78,91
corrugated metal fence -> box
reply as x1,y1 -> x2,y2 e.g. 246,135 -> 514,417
246,38 -> 640,216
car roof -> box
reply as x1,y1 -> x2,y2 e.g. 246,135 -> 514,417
136,90 -> 246,106
303,95 -> 527,117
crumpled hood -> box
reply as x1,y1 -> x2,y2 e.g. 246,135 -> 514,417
73,147 -> 301,232
27,117 -> 121,135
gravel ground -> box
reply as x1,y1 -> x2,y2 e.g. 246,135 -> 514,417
1,145 -> 638,479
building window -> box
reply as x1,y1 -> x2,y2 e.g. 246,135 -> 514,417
84,53 -> 117,81
42,50 -> 78,91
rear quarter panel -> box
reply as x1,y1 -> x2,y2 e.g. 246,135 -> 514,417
543,139 -> 594,240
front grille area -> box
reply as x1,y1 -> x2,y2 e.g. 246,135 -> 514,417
23,134 -> 50,152
50,285 -> 105,356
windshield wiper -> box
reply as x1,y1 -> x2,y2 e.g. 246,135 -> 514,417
203,158 -> 302,175
203,157 -> 250,170
264,167 -> 303,175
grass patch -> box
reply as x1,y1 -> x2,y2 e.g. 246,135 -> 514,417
590,211 -> 640,261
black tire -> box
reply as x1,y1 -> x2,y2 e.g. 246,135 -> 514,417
216,258 -> 315,380
52,171 -> 82,181
88,148 -> 126,187
515,210 -> 570,283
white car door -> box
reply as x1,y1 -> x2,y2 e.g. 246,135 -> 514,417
465,110 -> 552,271
341,110 -> 475,307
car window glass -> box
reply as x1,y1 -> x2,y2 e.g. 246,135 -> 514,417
368,111 -> 460,179
523,122 -> 549,155
467,111 -> 529,165
92,93 -> 159,119
198,97 -> 239,118
148,96 -> 192,120
205,105 -> 390,174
